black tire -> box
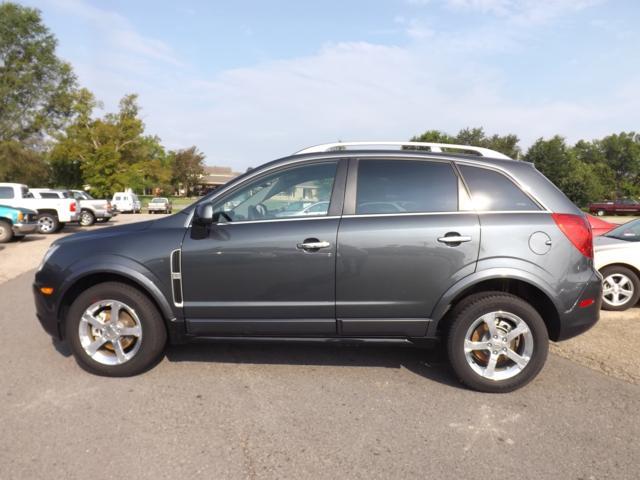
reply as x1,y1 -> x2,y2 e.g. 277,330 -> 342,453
37,213 -> 59,234
79,210 -> 96,226
65,282 -> 167,376
446,292 -> 549,393
55,222 -> 66,232
600,266 -> 640,311
0,220 -> 13,243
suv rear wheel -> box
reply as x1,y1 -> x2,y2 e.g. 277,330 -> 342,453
66,282 -> 167,376
446,292 -> 549,393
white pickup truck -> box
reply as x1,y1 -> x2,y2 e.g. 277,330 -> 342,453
0,183 -> 79,233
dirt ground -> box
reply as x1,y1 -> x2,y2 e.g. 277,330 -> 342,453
1,212 -> 638,385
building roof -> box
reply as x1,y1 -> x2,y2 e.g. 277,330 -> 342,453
200,165 -> 242,186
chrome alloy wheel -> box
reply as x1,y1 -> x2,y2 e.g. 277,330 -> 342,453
603,273 -> 635,307
464,311 -> 534,381
78,300 -> 143,365
38,216 -> 55,233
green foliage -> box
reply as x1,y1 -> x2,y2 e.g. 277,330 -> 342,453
411,128 -> 640,207
49,92 -> 175,196
0,140 -> 50,185
0,2 -> 77,143
411,127 -> 520,158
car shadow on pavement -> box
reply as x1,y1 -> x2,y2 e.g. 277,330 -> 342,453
165,341 -> 464,389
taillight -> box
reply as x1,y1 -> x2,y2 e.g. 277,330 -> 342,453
552,213 -> 593,259
70,202 -> 77,212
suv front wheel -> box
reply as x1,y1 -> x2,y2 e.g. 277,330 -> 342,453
446,292 -> 549,393
66,282 -> 167,376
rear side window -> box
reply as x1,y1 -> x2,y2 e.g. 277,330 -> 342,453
356,160 -> 458,214
39,192 -> 59,199
458,165 -> 540,211
0,186 -> 14,199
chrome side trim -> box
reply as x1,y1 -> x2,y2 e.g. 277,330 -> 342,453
340,211 -> 548,219
170,249 -> 183,308
211,215 -> 341,226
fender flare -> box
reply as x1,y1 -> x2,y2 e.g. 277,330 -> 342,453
56,254 -> 177,323
429,267 -> 560,326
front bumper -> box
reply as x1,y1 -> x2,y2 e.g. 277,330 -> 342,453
13,222 -> 38,235
555,269 -> 603,341
33,283 -> 62,339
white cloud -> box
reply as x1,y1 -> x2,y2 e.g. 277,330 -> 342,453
46,0 -> 182,65
37,0 -> 636,169
138,40 -> 638,168
443,0 -> 603,24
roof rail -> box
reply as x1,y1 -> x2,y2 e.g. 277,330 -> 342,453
294,141 -> 512,160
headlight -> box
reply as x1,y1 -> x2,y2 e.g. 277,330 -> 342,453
38,244 -> 60,272
17,212 -> 24,222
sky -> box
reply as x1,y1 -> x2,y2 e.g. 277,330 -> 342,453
18,0 -> 640,170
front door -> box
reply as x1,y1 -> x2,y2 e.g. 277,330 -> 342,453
181,160 -> 346,336
336,158 -> 480,336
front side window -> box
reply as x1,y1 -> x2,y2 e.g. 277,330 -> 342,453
355,160 -> 458,215
0,186 -> 14,199
458,165 -> 540,211
211,162 -> 338,222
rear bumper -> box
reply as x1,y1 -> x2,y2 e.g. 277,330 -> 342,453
93,208 -> 113,219
555,270 -> 602,341
13,222 -> 38,234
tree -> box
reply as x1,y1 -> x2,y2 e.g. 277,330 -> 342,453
0,141 -> 50,185
523,136 -> 605,207
172,147 -> 206,196
410,127 -> 521,158
0,3 -> 77,143
598,132 -> 640,198
50,92 -> 149,196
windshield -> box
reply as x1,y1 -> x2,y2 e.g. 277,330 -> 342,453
151,198 -> 166,202
605,219 -> 640,242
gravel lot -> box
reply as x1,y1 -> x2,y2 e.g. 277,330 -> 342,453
1,213 -> 638,479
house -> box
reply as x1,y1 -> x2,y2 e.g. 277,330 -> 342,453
196,166 -> 242,194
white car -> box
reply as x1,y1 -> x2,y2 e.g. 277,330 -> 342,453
594,219 -> 640,311
111,192 -> 141,213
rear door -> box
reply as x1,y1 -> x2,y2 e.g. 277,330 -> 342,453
336,158 -> 480,336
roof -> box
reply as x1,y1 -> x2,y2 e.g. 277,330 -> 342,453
200,165 -> 242,185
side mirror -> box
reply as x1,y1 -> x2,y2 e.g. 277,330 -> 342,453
194,203 -> 214,225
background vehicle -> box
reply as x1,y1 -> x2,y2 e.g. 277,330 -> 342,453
586,214 -> 617,236
589,198 -> 640,216
34,141 -> 601,393
594,219 -> 640,311
111,192 -> 141,213
0,204 -> 38,242
30,189 -> 113,227
147,197 -> 172,214
0,183 -> 78,234
70,190 -> 113,226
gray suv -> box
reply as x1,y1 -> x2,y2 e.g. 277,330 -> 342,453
33,142 -> 601,392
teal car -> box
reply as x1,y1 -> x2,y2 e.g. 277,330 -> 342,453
0,204 -> 39,243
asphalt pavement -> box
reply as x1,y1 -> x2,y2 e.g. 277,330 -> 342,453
1,271 -> 639,479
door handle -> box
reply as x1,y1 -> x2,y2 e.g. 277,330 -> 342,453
437,234 -> 472,244
297,240 -> 331,251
